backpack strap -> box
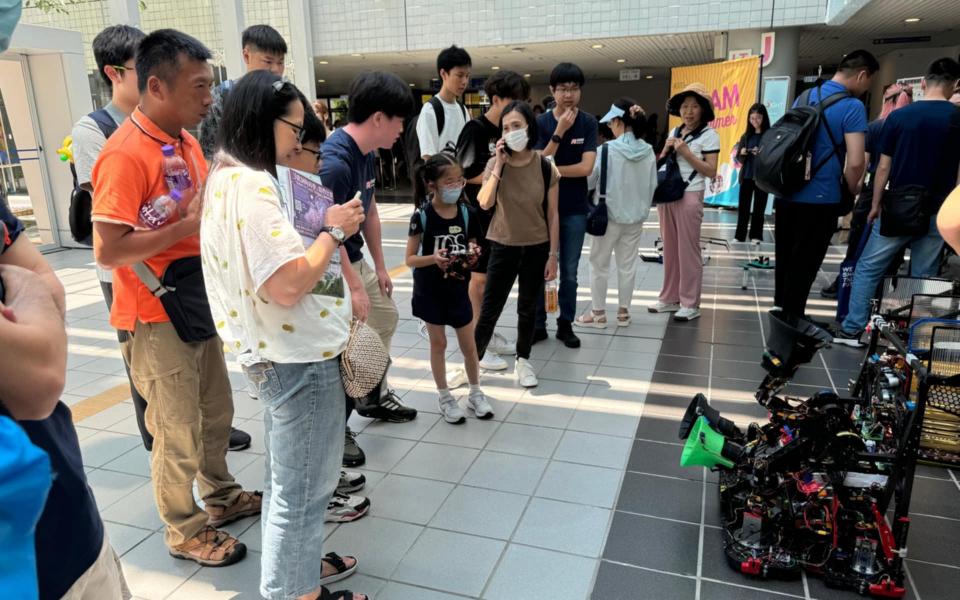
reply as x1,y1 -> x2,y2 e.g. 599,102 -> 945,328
417,207 -> 428,256
458,101 -> 468,123
88,108 -> 118,139
540,155 -> 552,218
429,96 -> 445,137
598,143 -> 608,202
807,81 -> 853,181
459,203 -> 469,235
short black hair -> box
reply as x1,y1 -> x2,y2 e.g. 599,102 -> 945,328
93,25 -> 146,87
299,91 -> 326,146
136,29 -> 211,93
500,100 -> 538,150
347,71 -> 415,124
218,71 -> 301,175
837,50 -> 880,76
241,24 -> 287,56
437,45 -> 472,77
550,63 -> 585,88
925,57 -> 960,87
484,70 -> 530,102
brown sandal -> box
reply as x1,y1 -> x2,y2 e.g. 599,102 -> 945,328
206,490 -> 263,527
169,526 -> 247,567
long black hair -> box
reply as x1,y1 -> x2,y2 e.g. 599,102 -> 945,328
609,97 -> 647,137
740,103 -> 770,141
218,71 -> 301,176
414,152 -> 460,208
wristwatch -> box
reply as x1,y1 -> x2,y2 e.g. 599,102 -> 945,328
550,134 -> 562,144
321,226 -> 346,246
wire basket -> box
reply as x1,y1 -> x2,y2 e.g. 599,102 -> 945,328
907,295 -> 960,354
878,277 -> 956,324
920,326 -> 960,466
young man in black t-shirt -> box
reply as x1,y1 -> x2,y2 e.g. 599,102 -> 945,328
455,70 -> 530,369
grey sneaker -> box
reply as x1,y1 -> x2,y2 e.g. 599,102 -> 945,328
467,390 -> 494,420
324,492 -> 370,523
343,428 -> 365,468
337,470 -> 366,494
439,394 -> 466,424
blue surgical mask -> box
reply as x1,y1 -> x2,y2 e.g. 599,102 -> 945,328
440,185 -> 462,204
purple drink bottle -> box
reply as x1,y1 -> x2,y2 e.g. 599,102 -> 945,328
161,144 -> 192,192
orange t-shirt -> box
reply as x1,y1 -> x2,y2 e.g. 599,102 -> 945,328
91,108 -> 208,332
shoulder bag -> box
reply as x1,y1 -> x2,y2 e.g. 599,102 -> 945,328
586,143 -> 609,236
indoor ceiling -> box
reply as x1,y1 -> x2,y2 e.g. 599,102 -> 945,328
313,0 -> 960,93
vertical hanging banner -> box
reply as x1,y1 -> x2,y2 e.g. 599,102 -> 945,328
669,56 -> 760,207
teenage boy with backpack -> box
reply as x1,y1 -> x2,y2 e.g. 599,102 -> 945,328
834,58 -> 960,346
770,50 -> 877,320
414,45 -> 472,162
534,63 -> 598,348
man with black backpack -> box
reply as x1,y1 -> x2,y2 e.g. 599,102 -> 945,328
834,58 -> 960,346
762,50 -> 877,320
413,45 -> 472,164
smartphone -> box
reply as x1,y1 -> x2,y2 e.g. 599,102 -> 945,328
0,274 -> 5,304
504,141 -> 512,157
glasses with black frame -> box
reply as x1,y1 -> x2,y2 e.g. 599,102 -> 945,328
272,79 -> 306,144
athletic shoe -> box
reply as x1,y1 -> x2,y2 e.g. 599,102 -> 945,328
439,395 -> 466,424
673,307 -> 701,322
488,332 -> 515,355
531,328 -> 549,345
447,367 -> 468,388
833,328 -> 865,348
325,492 -> 370,523
479,353 -> 508,371
515,358 -> 539,388
467,390 -> 494,420
337,470 -> 366,494
356,390 -> 418,422
820,279 -> 839,299
556,319 -> 581,348
343,428 -> 365,468
228,427 -> 251,452
417,319 -> 428,340
648,301 -> 681,313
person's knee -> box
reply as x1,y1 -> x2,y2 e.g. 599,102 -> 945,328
431,334 -> 448,353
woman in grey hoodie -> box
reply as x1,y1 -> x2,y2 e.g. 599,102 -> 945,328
575,99 -> 657,328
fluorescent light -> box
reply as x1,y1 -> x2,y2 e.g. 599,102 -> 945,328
904,17 -> 921,23
318,79 -> 326,83
351,53 -> 361,57
524,73 -> 531,78
616,58 -> 626,63
592,44 -> 604,49
492,65 -> 501,70
318,60 -> 329,65
409,83 -> 415,87
645,75 -> 654,79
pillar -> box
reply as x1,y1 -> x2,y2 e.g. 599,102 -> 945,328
217,0 -> 245,80
106,0 -> 140,27
727,27 -> 800,106
287,0 -> 316,100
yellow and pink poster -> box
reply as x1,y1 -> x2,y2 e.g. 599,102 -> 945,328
668,56 -> 760,207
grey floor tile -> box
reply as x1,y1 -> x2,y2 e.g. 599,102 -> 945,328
567,406 -> 640,438
592,366 -> 654,394
701,527 -> 805,596
101,479 -> 164,532
398,388 -> 444,415
506,402 -> 577,430
121,532 -> 201,599
628,439 -> 696,481
353,434 -> 417,473
429,486 -> 528,540
553,429 -> 633,469
591,562 -> 696,600
392,442 -> 479,483
513,497 -> 611,557
165,553 -> 264,599
368,474 -> 454,525
86,467 -> 150,510
104,521 -> 153,556
421,416 -> 502,448
700,580 -> 805,599
362,412 -> 441,441
908,476 -> 960,519
483,544 -> 597,600
77,402 -> 136,429
607,336 -> 664,353
600,349 -> 659,370
616,472 -> 703,524
487,422 -> 563,459
901,513 -> 960,566
101,446 -> 152,478
550,345 -> 607,365
602,512 -> 699,576
462,451 -> 548,495
392,528 -> 505,596
79,430 -> 144,468
377,582 -> 470,600
324,516 -> 423,580
536,359 -> 598,384
536,461 -> 621,508
634,412 -> 684,443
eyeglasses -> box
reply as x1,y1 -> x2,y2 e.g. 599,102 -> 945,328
109,64 -> 135,74
277,117 -> 306,144
272,78 -> 292,94
554,85 -> 581,95
301,146 -> 322,164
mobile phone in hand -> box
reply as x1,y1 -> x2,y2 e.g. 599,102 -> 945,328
0,274 -> 5,304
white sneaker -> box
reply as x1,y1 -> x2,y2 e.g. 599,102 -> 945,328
673,307 -> 701,321
467,390 -> 495,419
479,353 -> 508,371
515,358 -> 539,388
488,332 -> 515,356
648,301 -> 681,313
417,320 -> 428,340
447,367 -> 468,388
439,394 -> 466,424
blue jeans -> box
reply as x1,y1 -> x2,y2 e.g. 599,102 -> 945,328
243,359 -> 345,600
841,218 -> 945,333
537,213 -> 587,327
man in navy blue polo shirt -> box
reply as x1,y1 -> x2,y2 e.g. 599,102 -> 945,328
534,63 -> 598,348
774,50 -> 877,320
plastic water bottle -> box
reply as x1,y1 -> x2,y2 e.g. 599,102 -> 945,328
139,189 -> 183,229
161,144 -> 192,192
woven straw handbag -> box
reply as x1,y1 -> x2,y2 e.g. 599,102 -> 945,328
340,318 -> 390,400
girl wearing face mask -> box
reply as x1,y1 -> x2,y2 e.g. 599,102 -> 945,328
405,152 -> 493,423
474,101 -> 560,389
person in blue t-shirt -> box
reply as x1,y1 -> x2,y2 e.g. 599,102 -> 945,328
774,49 -> 877,319
533,63 -> 598,349
835,58 -> 960,345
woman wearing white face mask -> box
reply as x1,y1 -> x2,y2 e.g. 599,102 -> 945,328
474,101 -> 560,388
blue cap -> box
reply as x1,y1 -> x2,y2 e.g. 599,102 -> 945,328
599,104 -> 625,124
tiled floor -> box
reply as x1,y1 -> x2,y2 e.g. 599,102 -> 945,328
47,204 -> 960,600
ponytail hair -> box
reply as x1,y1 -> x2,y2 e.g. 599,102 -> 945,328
611,97 -> 647,137
413,151 -> 459,208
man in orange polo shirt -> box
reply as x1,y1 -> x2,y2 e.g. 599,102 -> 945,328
92,29 -> 259,567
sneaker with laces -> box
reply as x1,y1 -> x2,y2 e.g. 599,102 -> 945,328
355,389 -> 418,422
488,332 -> 515,355
337,470 -> 366,494
515,358 -> 539,388
439,394 -> 466,424
417,319 -> 429,340
325,492 -> 370,523
479,353 -> 508,371
343,428 -> 365,467
673,307 -> 701,322
447,367 -> 468,388
467,390 -> 494,419
648,301 -> 681,313
833,328 -> 865,348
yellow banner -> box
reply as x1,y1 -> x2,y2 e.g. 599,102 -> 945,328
669,56 -> 760,206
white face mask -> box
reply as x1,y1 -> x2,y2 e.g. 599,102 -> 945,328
504,129 -> 529,152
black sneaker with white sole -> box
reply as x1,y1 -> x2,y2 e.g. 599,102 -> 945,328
228,427 -> 251,451
832,328 -> 865,348
356,389 -> 418,422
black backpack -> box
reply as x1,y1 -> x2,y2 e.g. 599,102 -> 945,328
68,109 -> 118,245
754,80 -> 850,198
404,96 -> 468,185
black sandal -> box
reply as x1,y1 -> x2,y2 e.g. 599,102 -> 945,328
319,552 -> 358,587
319,587 -> 367,600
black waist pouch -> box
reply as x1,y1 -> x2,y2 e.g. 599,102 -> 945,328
135,256 -> 217,343
879,185 -> 930,237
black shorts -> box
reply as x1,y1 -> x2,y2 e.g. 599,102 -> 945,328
412,282 -> 473,329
